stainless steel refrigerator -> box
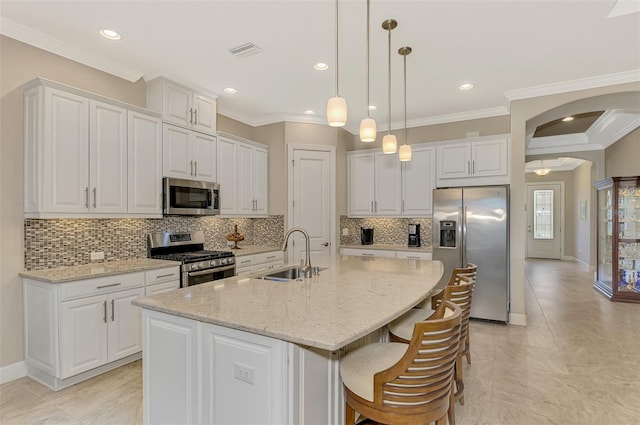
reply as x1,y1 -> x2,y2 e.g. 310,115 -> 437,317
432,185 -> 510,322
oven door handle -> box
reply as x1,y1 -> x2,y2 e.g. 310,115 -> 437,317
187,265 -> 236,277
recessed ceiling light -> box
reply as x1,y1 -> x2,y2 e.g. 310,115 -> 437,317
99,29 -> 121,40
562,116 -> 574,122
459,83 -> 474,91
224,87 -> 238,94
367,105 -> 377,111
314,62 -> 329,71
304,109 -> 316,115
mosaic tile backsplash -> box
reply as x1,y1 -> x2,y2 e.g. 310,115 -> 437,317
25,216 -> 284,271
340,216 -> 433,247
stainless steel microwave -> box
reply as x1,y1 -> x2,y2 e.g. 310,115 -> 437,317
163,177 -> 220,216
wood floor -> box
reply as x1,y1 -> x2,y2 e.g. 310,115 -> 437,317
1,259 -> 639,424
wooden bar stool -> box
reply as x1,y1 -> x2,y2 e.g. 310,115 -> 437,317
340,301 -> 463,425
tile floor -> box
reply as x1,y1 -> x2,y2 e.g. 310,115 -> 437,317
1,259 -> 639,424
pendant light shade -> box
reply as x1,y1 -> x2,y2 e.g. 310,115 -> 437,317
327,96 -> 348,127
398,46 -> 412,162
359,118 -> 377,141
359,0 -> 376,142
327,0 -> 347,127
382,19 -> 397,154
534,159 -> 551,176
383,134 -> 398,154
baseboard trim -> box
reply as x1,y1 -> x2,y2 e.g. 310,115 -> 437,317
0,361 -> 27,384
509,313 -> 527,326
562,255 -> 575,261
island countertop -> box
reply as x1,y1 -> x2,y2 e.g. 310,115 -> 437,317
133,255 -> 443,351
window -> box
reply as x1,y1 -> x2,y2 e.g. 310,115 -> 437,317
534,189 -> 553,239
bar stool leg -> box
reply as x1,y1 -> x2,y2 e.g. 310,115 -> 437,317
346,402 -> 356,425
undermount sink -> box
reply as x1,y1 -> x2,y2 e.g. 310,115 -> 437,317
258,265 -> 327,282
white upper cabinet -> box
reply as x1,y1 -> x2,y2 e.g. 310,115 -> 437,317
128,111 -> 163,215
216,134 -> 268,216
23,78 -> 162,218
162,124 -> 216,182
348,148 -> 433,217
436,135 -> 509,187
402,146 -> 436,215
146,78 -> 218,136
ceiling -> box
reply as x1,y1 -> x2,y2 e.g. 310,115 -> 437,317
1,0 -> 639,135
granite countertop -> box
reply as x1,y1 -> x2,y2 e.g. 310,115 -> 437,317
340,243 -> 432,253
229,245 -> 281,256
133,255 -> 443,351
20,258 -> 181,283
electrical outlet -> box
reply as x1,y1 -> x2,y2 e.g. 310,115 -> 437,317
342,228 -> 349,236
90,251 -> 104,261
233,362 -> 255,384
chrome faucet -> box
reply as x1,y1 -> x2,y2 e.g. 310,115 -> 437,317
282,227 -> 312,278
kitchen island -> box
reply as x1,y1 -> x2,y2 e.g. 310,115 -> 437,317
133,255 -> 443,425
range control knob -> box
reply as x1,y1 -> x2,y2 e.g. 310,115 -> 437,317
220,258 -> 227,265
197,262 -> 207,269
210,260 -> 218,267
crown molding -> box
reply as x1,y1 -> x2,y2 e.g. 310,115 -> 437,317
0,18 -> 143,82
143,72 -> 220,99
505,70 -> 640,101
608,0 -> 640,18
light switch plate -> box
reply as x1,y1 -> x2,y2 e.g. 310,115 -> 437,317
90,252 -> 104,261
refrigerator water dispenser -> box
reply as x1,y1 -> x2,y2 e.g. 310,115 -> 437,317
440,220 -> 456,247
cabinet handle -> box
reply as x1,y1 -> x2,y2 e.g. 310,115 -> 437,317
472,160 -> 475,175
156,273 -> 174,279
194,109 -> 198,125
111,299 -> 115,321
190,160 -> 194,176
402,200 -> 405,213
361,253 -> 374,256
189,108 -> 193,124
103,301 -> 107,323
194,161 -> 198,176
85,187 -> 89,208
407,256 -> 420,259
96,282 -> 121,289
371,201 -> 374,213
92,187 -> 97,208
240,259 -> 252,264
468,161 -> 471,175
266,255 -> 276,259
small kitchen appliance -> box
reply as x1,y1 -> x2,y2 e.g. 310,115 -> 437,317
360,227 -> 374,245
148,230 -> 235,287
408,223 -> 421,247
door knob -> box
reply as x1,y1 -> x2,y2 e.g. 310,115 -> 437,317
322,242 -> 330,247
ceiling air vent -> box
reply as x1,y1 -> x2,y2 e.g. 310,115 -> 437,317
228,42 -> 262,58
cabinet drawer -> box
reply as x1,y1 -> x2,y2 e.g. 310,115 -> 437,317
145,267 -> 180,285
59,272 -> 144,302
235,256 -> 255,267
340,248 -> 396,258
396,251 -> 432,260
254,251 -> 283,264
146,280 -> 180,296
235,266 -> 253,276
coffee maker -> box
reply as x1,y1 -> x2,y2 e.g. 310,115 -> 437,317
361,227 -> 374,245
408,223 -> 421,247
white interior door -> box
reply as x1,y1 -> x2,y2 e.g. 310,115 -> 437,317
526,183 -> 562,259
289,146 -> 335,267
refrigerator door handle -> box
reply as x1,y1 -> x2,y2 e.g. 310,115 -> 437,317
460,206 -> 467,266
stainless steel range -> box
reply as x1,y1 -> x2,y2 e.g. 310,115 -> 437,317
148,231 -> 235,287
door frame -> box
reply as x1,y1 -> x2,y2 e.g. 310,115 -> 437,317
525,181 -> 565,260
287,144 -> 336,263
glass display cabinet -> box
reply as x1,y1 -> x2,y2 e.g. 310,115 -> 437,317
595,176 -> 640,303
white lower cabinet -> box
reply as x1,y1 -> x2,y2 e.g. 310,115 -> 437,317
235,250 -> 284,275
341,247 -> 432,260
23,265 -> 180,390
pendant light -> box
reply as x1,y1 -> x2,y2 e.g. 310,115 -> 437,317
327,0 -> 347,127
398,46 -> 412,161
534,159 -> 551,176
381,19 -> 397,154
359,0 -> 376,142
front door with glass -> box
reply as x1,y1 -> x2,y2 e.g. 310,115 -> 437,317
527,183 -> 562,259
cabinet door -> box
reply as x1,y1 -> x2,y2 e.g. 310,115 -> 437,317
253,147 -> 268,215
107,288 -> 144,361
89,100 -> 127,213
402,147 -> 435,215
472,138 -> 508,177
60,294 -> 108,378
43,87 -> 90,213
163,82 -> 192,127
437,143 -> 471,179
374,152 -> 402,215
128,111 -> 163,215
191,133 -> 217,182
348,153 -> 375,216
163,124 -> 192,179
192,93 -> 217,135
237,143 -> 255,215
217,137 -> 238,214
